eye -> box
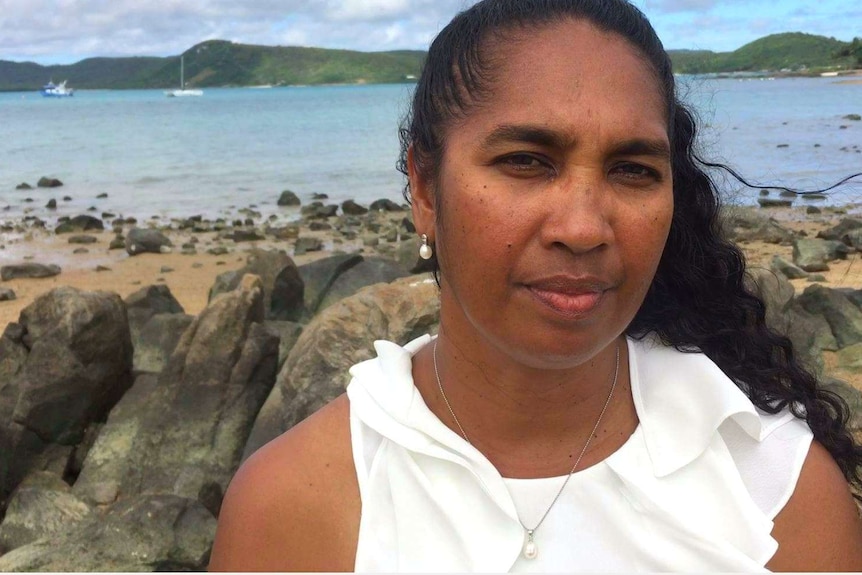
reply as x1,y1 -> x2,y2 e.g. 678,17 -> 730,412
610,162 -> 662,184
496,153 -> 555,177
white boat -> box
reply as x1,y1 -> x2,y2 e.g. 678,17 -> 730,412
41,80 -> 74,97
164,55 -> 202,97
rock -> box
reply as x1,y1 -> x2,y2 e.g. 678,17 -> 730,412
769,256 -> 808,279
132,313 -> 195,374
109,236 -> 125,250
782,300 -> 837,372
265,224 -> 300,240
298,254 -> 364,315
817,218 -> 862,242
77,276 -> 278,505
0,471 -> 93,551
207,246 -> 229,256
792,238 -> 849,272
746,268 -> 796,331
369,198 -> 405,212
311,193 -> 329,200
341,200 -> 369,215
821,377 -> 862,430
0,263 -> 61,281
36,177 -> 63,188
16,183 -> 32,190
836,344 -> 862,372
45,199 -> 56,209
796,284 -> 862,348
208,249 -> 303,321
317,257 -> 411,312
294,236 -> 323,255
309,221 -> 332,231
245,275 -> 439,459
264,320 -> 304,372
756,198 -> 792,208
277,190 -> 301,206
270,263 -> 305,322
806,206 -> 821,215
0,494 -> 216,571
96,192 -> 108,199
124,284 -> 185,343
300,201 -> 338,219
800,193 -> 826,201
843,229 -> 862,251
72,247 -> 89,255
720,207 -> 795,245
67,234 -> 98,245
0,287 -> 17,301
125,228 -> 172,256
843,114 -> 862,121
229,229 -> 264,242
401,217 -> 416,234
0,288 -> 132,499
54,215 -> 104,234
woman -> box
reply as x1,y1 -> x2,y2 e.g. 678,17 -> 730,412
209,0 -> 862,571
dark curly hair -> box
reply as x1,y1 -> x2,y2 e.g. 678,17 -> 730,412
396,0 -> 862,492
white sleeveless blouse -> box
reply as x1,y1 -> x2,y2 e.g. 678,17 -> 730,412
345,335 -> 813,572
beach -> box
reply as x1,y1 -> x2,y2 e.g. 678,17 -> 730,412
2,202 -> 862,385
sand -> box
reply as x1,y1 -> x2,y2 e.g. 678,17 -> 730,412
2,205 -> 861,386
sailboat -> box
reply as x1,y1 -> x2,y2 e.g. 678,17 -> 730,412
164,55 -> 203,97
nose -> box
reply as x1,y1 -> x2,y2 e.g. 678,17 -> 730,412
538,170 -> 614,255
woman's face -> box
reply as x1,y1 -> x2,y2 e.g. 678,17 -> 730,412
412,19 -> 674,369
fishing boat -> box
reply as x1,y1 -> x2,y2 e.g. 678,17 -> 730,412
164,55 -> 203,97
41,80 -> 74,97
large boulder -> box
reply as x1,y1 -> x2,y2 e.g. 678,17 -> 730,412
792,238 -> 850,272
244,275 -> 439,459
209,249 -> 304,321
54,215 -> 103,234
0,263 -> 61,281
125,228 -> 172,256
0,494 -> 215,571
132,313 -> 195,374
74,275 -> 278,506
298,253 -> 363,316
317,257 -> 410,312
720,207 -> 795,245
277,190 -> 301,207
816,218 -> 862,242
124,284 -> 185,343
0,288 -> 133,498
796,284 -> 862,349
0,471 -> 93,552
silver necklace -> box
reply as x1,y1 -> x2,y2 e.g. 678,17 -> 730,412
432,339 -> 620,561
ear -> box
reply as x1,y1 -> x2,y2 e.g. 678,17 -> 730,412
407,145 -> 437,241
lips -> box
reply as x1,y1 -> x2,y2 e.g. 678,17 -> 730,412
523,275 -> 612,317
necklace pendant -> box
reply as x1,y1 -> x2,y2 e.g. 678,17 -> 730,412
523,529 -> 538,560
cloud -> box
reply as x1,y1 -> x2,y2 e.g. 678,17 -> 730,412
0,0 -> 467,63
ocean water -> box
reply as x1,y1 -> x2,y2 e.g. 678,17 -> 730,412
0,78 -> 860,223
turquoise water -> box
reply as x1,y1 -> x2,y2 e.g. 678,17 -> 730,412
0,78 -> 860,222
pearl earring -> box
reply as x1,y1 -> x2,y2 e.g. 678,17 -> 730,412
419,234 -> 433,260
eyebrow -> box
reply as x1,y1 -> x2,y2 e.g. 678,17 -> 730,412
480,123 -> 671,161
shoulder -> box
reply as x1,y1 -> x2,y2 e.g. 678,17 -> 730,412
767,440 -> 862,571
208,394 -> 360,572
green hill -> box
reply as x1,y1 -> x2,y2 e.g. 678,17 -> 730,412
0,41 -> 426,91
669,32 -> 857,74
0,33 -> 857,91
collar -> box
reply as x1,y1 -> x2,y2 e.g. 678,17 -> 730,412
628,334 -> 774,477
349,333 -> 774,479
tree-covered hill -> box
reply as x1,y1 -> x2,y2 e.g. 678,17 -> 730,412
0,41 -> 426,91
0,32 -> 857,91
668,32 -> 857,74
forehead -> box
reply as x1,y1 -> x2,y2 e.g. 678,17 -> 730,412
456,19 -> 668,138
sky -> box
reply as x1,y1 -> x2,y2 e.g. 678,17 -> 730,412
0,0 -> 859,65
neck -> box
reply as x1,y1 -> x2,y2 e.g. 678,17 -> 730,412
413,323 -> 637,478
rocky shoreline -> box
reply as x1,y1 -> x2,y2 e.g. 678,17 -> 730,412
1,193 -> 862,569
